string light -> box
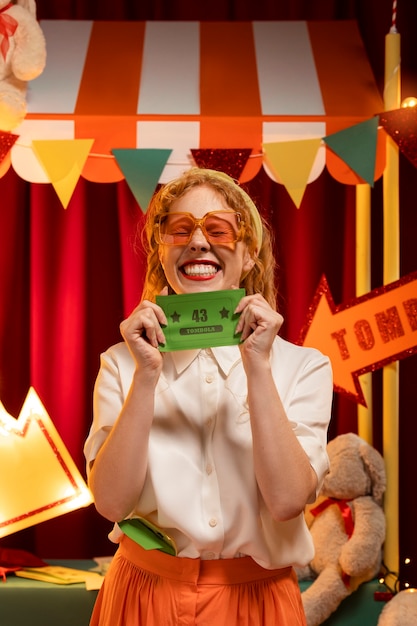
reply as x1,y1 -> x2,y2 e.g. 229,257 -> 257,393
378,561 -> 400,595
401,96 -> 417,108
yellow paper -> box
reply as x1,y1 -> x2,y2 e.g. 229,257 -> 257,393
263,138 -> 322,208
32,139 -> 94,208
15,565 -> 103,587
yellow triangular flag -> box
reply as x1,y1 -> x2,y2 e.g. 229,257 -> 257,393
32,139 -> 94,209
263,138 -> 322,208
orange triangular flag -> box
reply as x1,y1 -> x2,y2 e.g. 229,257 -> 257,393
263,138 -> 322,208
32,139 -> 94,208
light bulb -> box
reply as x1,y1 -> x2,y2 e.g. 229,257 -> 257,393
401,97 -> 417,108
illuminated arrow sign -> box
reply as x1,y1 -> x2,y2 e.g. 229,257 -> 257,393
298,272 -> 417,406
0,387 -> 93,538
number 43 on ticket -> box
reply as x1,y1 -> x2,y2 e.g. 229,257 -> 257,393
156,289 -> 245,352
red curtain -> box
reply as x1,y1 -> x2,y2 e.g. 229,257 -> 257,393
1,0 -> 417,589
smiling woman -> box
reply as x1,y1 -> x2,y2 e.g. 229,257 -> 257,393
83,166 -> 333,626
142,167 -> 274,304
156,185 -> 255,295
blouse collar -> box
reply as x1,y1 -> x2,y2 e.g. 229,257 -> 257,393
169,345 -> 241,377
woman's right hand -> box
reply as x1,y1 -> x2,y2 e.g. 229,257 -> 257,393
90,294 -> 168,522
119,291 -> 168,374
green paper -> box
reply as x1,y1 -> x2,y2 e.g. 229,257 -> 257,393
118,518 -> 177,556
112,148 -> 172,212
156,289 -> 245,352
323,117 -> 379,186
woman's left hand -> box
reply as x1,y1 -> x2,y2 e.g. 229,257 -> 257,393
234,294 -> 283,361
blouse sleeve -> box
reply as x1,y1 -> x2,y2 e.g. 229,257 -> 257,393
83,342 -> 134,475
273,339 -> 333,499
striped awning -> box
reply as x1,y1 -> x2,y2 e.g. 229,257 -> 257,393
7,20 -> 385,184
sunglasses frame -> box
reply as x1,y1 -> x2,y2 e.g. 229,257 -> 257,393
154,210 -> 245,246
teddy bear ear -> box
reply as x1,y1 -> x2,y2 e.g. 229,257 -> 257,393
359,441 -> 386,506
15,0 -> 37,17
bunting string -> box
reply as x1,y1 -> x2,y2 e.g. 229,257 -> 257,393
1,108 -> 416,210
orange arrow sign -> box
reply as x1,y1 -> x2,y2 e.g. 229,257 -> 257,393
298,272 -> 417,406
0,387 -> 92,538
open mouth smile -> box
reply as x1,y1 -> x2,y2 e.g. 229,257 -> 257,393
180,261 -> 220,280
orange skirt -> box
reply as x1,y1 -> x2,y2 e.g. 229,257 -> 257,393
89,536 -> 307,626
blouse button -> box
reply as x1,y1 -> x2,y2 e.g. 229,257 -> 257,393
206,463 -> 213,475
209,518 -> 217,528
205,374 -> 214,383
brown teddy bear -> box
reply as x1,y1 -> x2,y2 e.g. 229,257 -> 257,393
0,0 -> 46,130
297,432 -> 386,626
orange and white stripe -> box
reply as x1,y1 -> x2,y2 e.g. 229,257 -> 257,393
11,20 -> 383,183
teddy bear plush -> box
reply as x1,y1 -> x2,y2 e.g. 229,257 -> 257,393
297,432 -> 386,626
377,589 -> 417,626
0,0 -> 46,131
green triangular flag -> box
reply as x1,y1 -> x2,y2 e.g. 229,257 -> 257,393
112,149 -> 172,212
323,117 -> 379,186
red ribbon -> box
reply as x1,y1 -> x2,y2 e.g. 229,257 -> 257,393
310,497 -> 354,538
0,3 -> 18,62
310,497 -> 354,588
0,566 -> 20,582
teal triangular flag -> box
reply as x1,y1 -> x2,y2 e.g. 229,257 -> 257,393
323,117 -> 379,186
112,149 -> 172,212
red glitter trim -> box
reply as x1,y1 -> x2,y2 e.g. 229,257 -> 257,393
191,148 -> 252,180
0,131 -> 18,165
0,493 -> 82,528
379,108 -> 417,169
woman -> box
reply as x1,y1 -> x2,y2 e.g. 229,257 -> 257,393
84,168 -> 333,626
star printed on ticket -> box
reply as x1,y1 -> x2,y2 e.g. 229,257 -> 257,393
156,289 -> 245,351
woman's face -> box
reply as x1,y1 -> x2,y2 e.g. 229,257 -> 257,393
158,185 -> 254,295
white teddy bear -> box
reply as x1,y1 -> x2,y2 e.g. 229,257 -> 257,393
378,589 -> 417,625
297,433 -> 386,626
0,0 -> 46,130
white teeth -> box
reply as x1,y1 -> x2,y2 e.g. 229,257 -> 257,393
183,264 -> 218,276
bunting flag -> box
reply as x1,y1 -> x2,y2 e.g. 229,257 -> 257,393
263,138 -> 322,208
112,148 -> 172,212
323,117 -> 379,186
0,131 -> 18,164
191,149 -> 252,180
5,19 -> 383,185
31,139 -> 94,208
379,107 -> 417,168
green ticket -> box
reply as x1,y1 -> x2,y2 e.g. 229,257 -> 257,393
156,289 -> 245,352
118,518 -> 177,555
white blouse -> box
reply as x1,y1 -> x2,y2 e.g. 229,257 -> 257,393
84,336 -> 333,570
